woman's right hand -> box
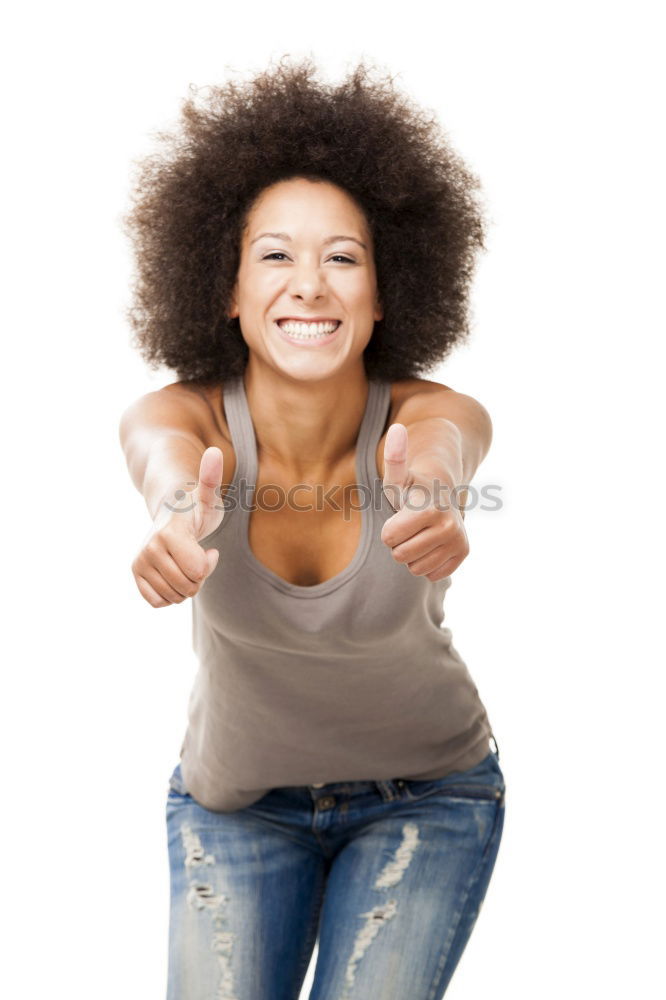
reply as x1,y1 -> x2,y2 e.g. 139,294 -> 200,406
131,447 -> 225,608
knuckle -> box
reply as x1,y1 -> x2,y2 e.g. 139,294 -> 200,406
144,538 -> 159,557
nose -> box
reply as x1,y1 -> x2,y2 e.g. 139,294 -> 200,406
288,259 -> 326,302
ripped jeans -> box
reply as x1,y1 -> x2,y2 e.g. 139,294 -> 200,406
165,743 -> 506,1000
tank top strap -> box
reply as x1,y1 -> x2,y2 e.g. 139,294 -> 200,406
220,375 -> 258,485
360,378 -> 392,486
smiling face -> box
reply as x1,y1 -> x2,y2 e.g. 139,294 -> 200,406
228,176 -> 383,381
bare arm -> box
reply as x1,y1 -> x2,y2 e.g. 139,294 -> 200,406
118,386 -> 210,522
389,387 -> 493,519
118,385 -> 225,607
381,387 -> 493,581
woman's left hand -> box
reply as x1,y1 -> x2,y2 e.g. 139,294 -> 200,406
380,423 -> 469,582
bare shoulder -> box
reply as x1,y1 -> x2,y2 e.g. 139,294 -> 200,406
387,376 -> 453,416
378,375 -> 493,483
388,376 -> 493,427
160,381 -> 230,440
160,380 -> 237,481
377,377 -> 453,477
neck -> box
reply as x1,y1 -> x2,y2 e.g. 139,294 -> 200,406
242,359 -> 370,479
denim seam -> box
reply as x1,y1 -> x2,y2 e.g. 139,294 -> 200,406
292,865 -> 327,997
425,799 -> 505,1000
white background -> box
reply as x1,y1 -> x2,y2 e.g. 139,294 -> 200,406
2,1 -> 664,996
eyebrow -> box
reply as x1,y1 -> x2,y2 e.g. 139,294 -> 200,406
250,232 -> 367,250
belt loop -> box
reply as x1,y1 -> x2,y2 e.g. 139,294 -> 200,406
375,780 -> 397,802
490,734 -> 500,760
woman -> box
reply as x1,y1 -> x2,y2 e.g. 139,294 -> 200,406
120,57 -> 506,1000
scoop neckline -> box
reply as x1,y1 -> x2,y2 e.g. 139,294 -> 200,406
238,376 -> 380,599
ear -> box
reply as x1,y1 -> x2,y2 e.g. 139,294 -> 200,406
227,281 -> 239,320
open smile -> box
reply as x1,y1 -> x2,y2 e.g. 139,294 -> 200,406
274,319 -> 342,345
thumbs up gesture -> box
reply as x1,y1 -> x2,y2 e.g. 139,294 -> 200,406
380,424 -> 469,582
131,447 -> 225,608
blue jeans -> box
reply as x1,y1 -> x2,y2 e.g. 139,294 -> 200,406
165,746 -> 506,999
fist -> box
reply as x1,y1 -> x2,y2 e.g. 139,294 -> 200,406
131,446 -> 225,608
380,423 -> 469,582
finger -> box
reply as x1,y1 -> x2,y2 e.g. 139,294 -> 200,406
380,507 -> 433,549
135,573 -> 174,608
161,531 -> 210,584
391,529 -> 448,565
426,555 -> 460,582
197,446 -> 224,515
142,547 -> 219,600
140,563 -> 193,604
153,547 -> 203,596
405,543 -> 453,575
383,423 -> 410,510
204,548 -> 220,576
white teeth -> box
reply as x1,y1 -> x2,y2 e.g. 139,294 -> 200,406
278,320 -> 339,339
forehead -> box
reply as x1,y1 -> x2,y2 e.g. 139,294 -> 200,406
244,177 -> 370,236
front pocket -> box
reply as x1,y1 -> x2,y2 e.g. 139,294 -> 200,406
167,762 -> 189,797
167,782 -> 190,798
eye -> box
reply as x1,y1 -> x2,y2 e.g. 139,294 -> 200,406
260,252 -> 356,263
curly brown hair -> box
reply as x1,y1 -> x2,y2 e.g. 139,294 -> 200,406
122,56 -> 488,385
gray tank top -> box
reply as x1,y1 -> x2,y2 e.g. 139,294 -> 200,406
179,373 -> 495,812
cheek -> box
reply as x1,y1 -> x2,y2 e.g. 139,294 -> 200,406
238,265 -> 281,305
345,274 -> 379,308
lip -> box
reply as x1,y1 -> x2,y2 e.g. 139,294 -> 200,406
274,319 -> 342,347
275,317 -> 341,323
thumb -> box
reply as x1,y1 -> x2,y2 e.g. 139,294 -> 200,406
197,446 -> 224,516
382,423 -> 411,511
